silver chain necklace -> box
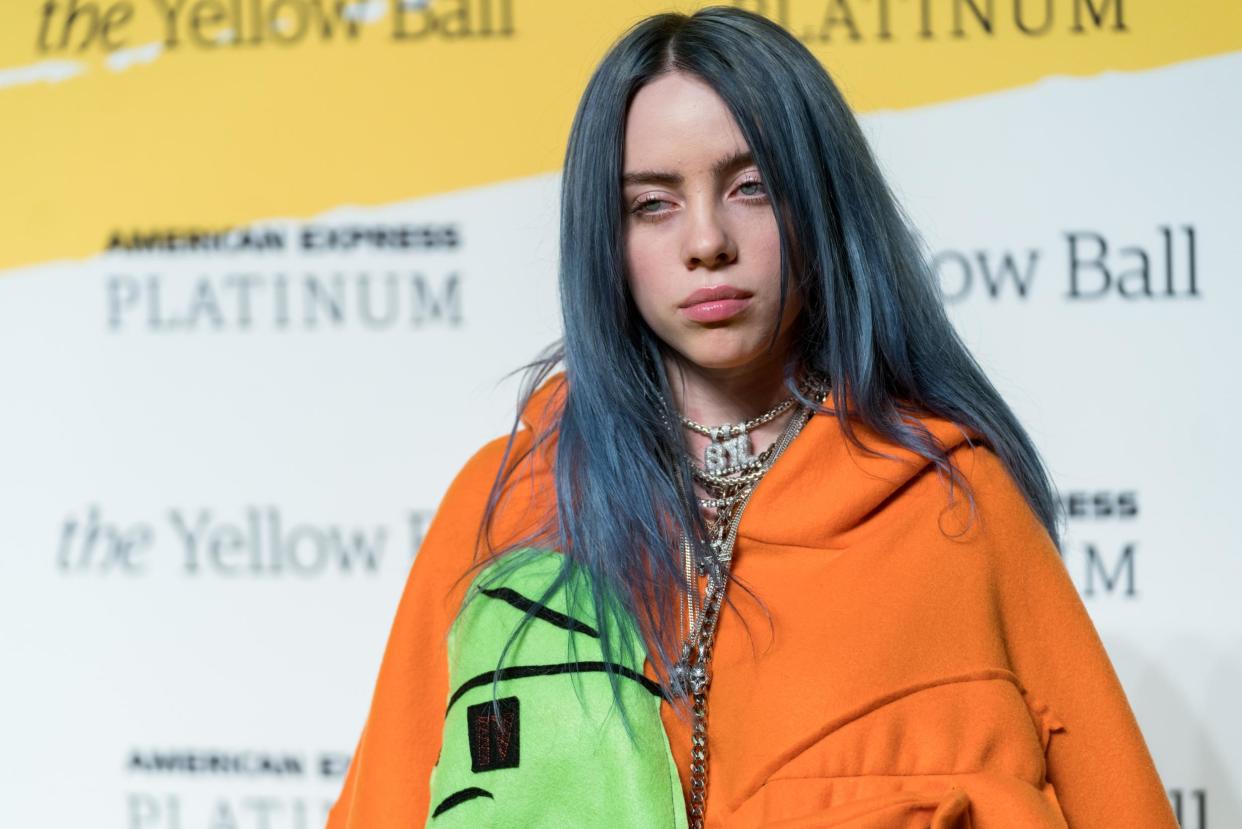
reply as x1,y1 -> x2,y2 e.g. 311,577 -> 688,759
670,377 -> 825,829
680,393 -> 796,475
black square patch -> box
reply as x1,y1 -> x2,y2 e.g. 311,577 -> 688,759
467,696 -> 520,773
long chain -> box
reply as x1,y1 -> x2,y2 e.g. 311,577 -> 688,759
672,379 -> 823,829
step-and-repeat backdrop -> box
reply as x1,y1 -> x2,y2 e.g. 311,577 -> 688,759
1,2 -> 1238,826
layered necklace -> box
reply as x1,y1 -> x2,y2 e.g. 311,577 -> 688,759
670,372 -> 828,829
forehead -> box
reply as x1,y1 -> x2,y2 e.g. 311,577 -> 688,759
623,71 -> 749,172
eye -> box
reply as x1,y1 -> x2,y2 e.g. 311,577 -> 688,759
630,195 -> 676,222
634,196 -> 669,213
735,177 -> 767,199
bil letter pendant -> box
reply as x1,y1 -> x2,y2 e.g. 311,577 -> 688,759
703,429 -> 755,474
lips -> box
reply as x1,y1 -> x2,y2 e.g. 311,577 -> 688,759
679,285 -> 753,323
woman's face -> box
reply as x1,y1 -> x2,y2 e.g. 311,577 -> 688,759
622,70 -> 801,378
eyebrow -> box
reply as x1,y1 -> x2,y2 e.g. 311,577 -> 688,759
621,149 -> 755,187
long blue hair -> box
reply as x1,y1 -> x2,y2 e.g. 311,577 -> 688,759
471,6 -> 1062,715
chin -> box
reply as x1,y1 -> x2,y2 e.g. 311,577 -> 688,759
676,339 -> 769,373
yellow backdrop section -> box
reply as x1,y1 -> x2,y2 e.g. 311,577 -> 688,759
1,0 -> 1239,272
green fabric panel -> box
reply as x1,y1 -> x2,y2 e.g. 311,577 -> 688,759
426,549 -> 687,827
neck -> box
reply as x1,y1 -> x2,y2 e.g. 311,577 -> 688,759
666,348 -> 803,516
665,350 -> 795,429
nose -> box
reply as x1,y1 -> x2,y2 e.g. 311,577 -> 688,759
681,204 -> 737,270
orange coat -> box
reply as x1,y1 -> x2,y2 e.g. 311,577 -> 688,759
328,375 -> 1176,827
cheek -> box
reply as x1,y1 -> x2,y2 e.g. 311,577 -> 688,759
750,214 -> 802,321
751,214 -> 782,278
737,214 -> 787,299
624,231 -> 672,317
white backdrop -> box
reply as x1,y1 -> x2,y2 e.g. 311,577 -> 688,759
1,49 -> 1238,828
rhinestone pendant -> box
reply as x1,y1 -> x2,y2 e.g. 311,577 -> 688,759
688,662 -> 709,695
670,659 -> 691,699
703,432 -> 756,474
670,658 -> 710,699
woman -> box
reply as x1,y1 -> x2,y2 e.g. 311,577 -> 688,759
328,7 -> 1175,827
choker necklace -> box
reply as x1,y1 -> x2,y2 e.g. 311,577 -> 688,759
671,373 -> 828,829
680,394 -> 796,475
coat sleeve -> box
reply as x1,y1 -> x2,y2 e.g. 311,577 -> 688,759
957,444 -> 1178,827
326,431 -> 535,828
